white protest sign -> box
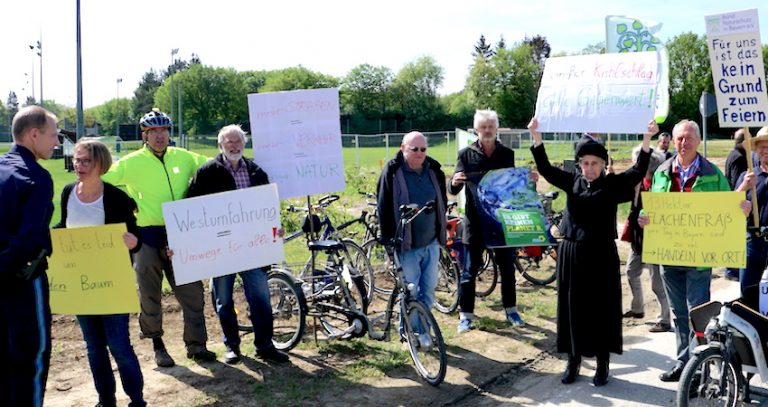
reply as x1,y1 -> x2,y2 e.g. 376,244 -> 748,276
706,9 -> 768,127
534,52 -> 661,133
162,184 -> 285,285
248,88 -> 345,199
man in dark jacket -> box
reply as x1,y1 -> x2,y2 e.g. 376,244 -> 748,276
187,124 -> 288,365
378,132 -> 447,329
0,106 -> 59,407
450,110 -> 525,333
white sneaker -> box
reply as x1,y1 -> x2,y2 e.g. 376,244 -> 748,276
457,319 -> 473,334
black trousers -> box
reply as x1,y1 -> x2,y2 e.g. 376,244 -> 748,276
0,272 -> 51,407
458,240 -> 517,314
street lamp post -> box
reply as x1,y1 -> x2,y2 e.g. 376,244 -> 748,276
116,78 -> 122,137
29,37 -> 42,107
76,0 -> 84,139
169,48 -> 178,139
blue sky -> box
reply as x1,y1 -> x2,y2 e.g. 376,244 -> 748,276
1,0 -> 766,109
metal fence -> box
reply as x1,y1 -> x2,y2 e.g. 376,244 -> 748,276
12,130 -> 642,171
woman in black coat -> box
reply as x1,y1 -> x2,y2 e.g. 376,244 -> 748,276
527,117 -> 656,387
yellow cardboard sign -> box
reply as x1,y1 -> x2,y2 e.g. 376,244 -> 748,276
641,191 -> 746,268
48,224 -> 140,315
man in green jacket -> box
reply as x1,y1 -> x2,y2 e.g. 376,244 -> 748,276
102,109 -> 211,367
644,119 -> 747,383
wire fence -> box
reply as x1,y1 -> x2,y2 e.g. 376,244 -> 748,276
24,130 -> 644,171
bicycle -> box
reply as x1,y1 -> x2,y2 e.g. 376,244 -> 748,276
364,200 -> 460,315
369,201 -> 448,385
207,269 -> 308,351
282,194 -> 376,303
269,202 -> 448,385
514,190 -> 562,286
270,237 -> 370,350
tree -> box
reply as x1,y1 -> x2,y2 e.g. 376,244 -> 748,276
132,69 -> 163,117
496,35 -> 506,51
22,96 -> 37,107
464,43 -> 540,128
390,56 -> 444,129
154,64 -> 246,134
440,91 -> 474,127
492,45 -> 539,127
523,35 -> 551,71
241,70 -> 270,94
472,34 -> 494,59
89,98 -> 134,136
260,66 -> 339,92
0,100 -> 8,137
580,41 -> 606,55
340,64 -> 393,118
7,91 -> 19,119
466,56 -> 496,109
666,33 -> 712,125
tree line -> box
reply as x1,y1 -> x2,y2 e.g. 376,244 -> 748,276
2,33 -> 767,137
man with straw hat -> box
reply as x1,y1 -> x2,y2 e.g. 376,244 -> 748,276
735,126 -> 768,296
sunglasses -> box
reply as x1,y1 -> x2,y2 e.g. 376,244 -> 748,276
407,146 -> 427,153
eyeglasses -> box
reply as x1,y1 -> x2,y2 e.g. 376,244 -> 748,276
73,158 -> 92,166
407,146 -> 427,153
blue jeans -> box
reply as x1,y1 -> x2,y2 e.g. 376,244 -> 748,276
212,267 -> 274,351
660,266 -> 711,364
77,314 -> 145,407
741,237 -> 768,296
399,239 -> 440,309
399,240 -> 439,333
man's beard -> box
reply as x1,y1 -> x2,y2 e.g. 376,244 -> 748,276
224,152 -> 243,162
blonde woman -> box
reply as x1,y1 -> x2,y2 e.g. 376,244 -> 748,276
55,139 -> 145,407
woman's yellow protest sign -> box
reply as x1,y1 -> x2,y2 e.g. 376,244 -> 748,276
47,223 -> 139,315
641,191 -> 746,268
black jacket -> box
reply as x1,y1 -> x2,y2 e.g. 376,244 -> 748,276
56,182 -> 142,253
725,145 -> 747,190
449,140 -> 515,244
532,143 -> 649,242
187,154 -> 270,198
377,151 -> 447,251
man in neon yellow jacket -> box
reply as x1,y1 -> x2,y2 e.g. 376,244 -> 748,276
102,109 -> 211,367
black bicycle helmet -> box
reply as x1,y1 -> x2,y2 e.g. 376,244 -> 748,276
140,109 -> 172,130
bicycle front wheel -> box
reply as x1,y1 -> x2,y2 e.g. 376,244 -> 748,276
677,347 -> 742,407
433,246 -> 459,314
403,300 -> 447,386
362,238 -> 395,298
342,239 -> 376,304
517,245 -> 558,286
475,249 -> 498,297
268,270 -> 306,351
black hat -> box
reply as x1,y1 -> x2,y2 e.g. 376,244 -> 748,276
576,141 -> 609,162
